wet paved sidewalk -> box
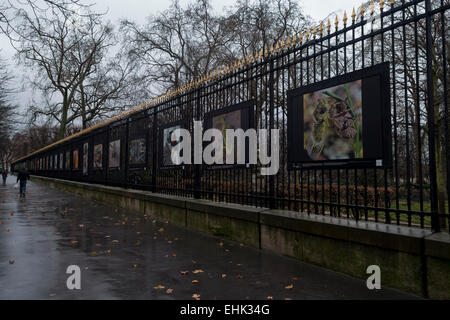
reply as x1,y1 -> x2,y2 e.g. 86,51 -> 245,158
0,176 -> 419,300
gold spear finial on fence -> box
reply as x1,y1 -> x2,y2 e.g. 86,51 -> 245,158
280,38 -> 285,50
334,15 -> 339,30
343,11 -> 348,25
380,0 -> 385,10
370,0 -> 375,15
305,28 -> 310,40
299,32 -> 303,44
270,43 -> 274,55
292,33 -> 297,46
327,18 -> 331,33
286,35 -> 291,48
390,0 -> 395,5
312,25 -> 317,38
319,22 -> 324,36
360,3 -> 365,18
275,41 -> 280,52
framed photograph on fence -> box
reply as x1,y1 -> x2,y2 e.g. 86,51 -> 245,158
73,149 -> 79,170
129,138 -> 146,166
93,144 -> 103,169
160,121 -> 185,168
65,151 -> 71,169
203,100 -> 254,169
108,140 -> 121,168
59,153 -> 63,170
83,142 -> 89,175
288,62 -> 392,169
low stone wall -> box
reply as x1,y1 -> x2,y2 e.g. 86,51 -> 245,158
32,175 -> 450,299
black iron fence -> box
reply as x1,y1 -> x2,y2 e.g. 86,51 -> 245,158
12,0 -> 449,232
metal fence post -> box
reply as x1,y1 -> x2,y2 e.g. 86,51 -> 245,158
152,109 -> 157,192
269,58 -> 275,208
425,0 -> 440,232
194,85 -> 201,199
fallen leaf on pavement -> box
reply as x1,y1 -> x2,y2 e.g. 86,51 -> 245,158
221,274 -> 227,279
237,275 -> 243,279
285,284 -> 294,290
154,285 -> 165,290
166,288 -> 174,294
9,259 -> 15,264
192,294 -> 200,300
267,296 -> 273,300
180,270 -> 189,275
192,269 -> 204,274
192,280 -> 199,284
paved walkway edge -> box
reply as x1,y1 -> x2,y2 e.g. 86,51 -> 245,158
31,175 -> 450,299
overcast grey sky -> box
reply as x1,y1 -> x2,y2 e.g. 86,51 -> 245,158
0,0 -> 364,109
90,0 -> 364,26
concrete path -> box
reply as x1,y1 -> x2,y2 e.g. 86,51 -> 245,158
0,176 -> 419,300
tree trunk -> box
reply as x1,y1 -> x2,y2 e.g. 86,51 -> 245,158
58,99 -> 69,140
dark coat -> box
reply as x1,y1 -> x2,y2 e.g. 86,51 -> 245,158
17,171 -> 30,183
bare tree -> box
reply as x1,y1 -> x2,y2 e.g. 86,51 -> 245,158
0,55 -> 16,163
75,51 -> 136,129
121,0 -> 236,95
2,0 -> 125,139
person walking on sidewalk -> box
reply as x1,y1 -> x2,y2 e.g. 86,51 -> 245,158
1,169 -> 7,186
16,170 -> 30,198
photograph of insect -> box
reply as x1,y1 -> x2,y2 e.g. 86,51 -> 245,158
303,80 -> 363,161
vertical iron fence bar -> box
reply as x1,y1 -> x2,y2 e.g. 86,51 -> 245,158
151,108 -> 157,192
414,2 -> 424,228
381,2 -> 391,224
194,84 -> 201,200
403,1 -> 412,226
425,0 -> 440,232
269,57 -> 275,208
125,119 -> 129,187
442,0 -> 450,232
391,2 -> 401,225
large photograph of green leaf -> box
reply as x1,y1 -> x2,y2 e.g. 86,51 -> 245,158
303,80 -> 363,161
